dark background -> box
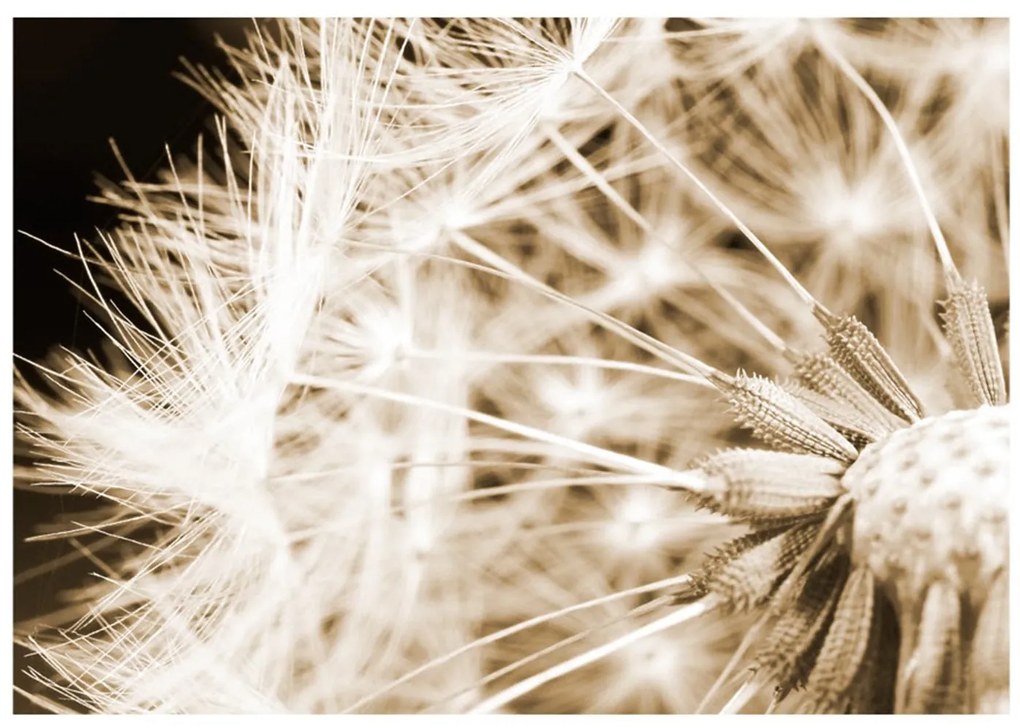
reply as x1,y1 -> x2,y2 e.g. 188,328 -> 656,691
13,18 -> 249,712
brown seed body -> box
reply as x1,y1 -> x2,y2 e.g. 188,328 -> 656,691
940,278 -> 1007,407
815,308 -> 925,423
899,581 -> 964,713
725,373 -> 858,462
969,570 -> 1009,714
696,448 -> 845,520
801,566 -> 876,713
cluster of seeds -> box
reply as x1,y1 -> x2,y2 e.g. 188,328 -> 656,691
664,277 -> 1008,712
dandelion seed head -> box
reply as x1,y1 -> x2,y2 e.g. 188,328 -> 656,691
939,23 -> 1010,140
845,405 -> 1009,603
961,28 -> 1009,80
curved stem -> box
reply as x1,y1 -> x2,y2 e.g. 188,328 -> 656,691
573,67 -> 817,308
812,24 -> 959,284
344,575 -> 690,712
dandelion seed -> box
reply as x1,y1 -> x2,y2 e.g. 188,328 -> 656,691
693,449 -> 845,521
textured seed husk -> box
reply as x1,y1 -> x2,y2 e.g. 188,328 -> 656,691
769,494 -> 854,612
847,588 -> 899,714
690,528 -> 778,587
700,520 -> 823,612
969,570 -> 1008,714
792,351 -> 904,434
696,448 -> 845,521
782,383 -> 884,449
815,308 -> 925,423
690,526 -> 789,600
899,580 -> 965,714
771,619 -> 830,709
940,277 -> 1007,407
801,566 -> 876,713
724,373 -> 858,463
753,548 -> 848,701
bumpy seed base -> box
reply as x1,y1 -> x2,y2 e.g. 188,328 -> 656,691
843,405 -> 1009,604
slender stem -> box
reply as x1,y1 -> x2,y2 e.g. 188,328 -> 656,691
545,124 -> 791,356
406,348 -> 713,388
468,597 -> 715,713
428,472 -> 706,507
720,677 -> 762,714
812,25 -> 960,284
698,275 -> 788,353
544,123 -> 653,235
433,595 -> 670,712
345,574 -> 691,713
292,373 -> 703,488
448,228 -> 721,381
573,67 -> 817,307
